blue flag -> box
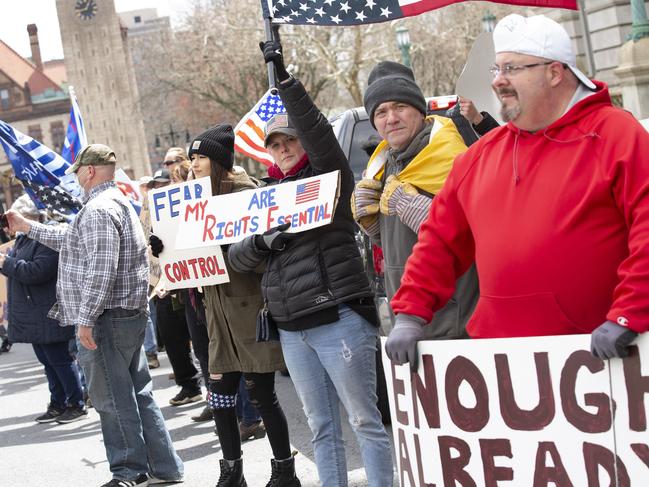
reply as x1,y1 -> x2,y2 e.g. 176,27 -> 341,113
61,86 -> 87,164
0,120 -> 82,217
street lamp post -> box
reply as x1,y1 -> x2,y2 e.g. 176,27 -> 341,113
395,26 -> 412,68
629,0 -> 649,40
481,11 -> 496,33
154,124 -> 191,151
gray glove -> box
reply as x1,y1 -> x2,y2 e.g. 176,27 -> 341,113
385,313 -> 426,371
255,222 -> 294,251
591,320 -> 638,359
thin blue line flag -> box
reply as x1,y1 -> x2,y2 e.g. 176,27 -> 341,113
0,120 -> 82,217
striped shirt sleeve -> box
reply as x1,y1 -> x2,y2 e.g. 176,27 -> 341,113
395,192 -> 432,233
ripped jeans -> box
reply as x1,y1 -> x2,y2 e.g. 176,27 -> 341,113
279,305 -> 393,487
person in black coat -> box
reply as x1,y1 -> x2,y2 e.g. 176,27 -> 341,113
228,40 -> 394,487
0,195 -> 86,424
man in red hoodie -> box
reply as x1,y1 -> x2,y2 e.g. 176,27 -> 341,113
386,13 -> 649,369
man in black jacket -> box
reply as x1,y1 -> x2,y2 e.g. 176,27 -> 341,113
228,40 -> 394,487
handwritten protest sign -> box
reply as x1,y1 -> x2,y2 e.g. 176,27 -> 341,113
173,171 -> 340,249
381,334 -> 649,486
608,342 -> 649,484
148,177 -> 228,290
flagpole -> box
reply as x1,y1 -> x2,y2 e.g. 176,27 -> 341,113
264,17 -> 278,95
260,0 -> 278,94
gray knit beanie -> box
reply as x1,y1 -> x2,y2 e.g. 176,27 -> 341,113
188,124 -> 234,170
363,61 -> 427,128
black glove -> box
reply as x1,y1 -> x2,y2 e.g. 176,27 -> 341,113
255,222 -> 294,251
591,320 -> 638,359
259,40 -> 290,82
149,234 -> 164,258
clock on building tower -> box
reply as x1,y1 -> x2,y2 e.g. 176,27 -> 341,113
75,0 -> 98,20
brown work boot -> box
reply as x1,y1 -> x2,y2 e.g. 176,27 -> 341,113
239,420 -> 266,442
191,405 -> 213,422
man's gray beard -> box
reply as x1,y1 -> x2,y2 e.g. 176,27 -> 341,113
500,103 -> 521,122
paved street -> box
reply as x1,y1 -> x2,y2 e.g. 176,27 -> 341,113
0,343 -> 396,486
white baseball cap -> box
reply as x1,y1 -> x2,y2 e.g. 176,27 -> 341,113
493,14 -> 596,90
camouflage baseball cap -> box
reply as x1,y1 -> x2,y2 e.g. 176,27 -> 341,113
264,114 -> 298,147
65,143 -> 117,174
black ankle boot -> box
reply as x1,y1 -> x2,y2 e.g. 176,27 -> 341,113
265,457 -> 301,487
216,458 -> 247,487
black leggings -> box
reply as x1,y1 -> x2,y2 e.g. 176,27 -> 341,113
208,371 -> 290,461
181,290 -> 210,388
155,296 -> 200,391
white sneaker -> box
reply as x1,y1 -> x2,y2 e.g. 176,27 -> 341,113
147,474 -> 184,485
100,474 -> 149,487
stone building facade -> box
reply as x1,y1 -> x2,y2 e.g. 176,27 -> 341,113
55,0 -> 150,177
117,8 -> 180,168
542,0 -> 649,100
0,26 -> 69,208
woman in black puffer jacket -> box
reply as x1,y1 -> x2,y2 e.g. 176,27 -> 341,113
228,41 -> 394,487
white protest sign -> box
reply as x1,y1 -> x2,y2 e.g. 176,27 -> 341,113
382,334 -> 649,486
174,171 -> 340,249
455,31 -> 503,125
609,340 -> 649,483
148,177 -> 229,290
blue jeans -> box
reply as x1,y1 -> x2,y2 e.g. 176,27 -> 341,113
33,341 -> 84,409
236,376 -> 261,426
77,308 -> 183,481
68,338 -> 88,394
144,300 -> 158,354
279,305 -> 393,487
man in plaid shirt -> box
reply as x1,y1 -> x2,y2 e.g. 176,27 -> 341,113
7,144 -> 183,487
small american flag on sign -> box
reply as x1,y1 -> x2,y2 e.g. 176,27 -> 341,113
295,180 -> 321,204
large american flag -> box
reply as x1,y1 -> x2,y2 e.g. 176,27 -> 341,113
263,0 -> 577,25
234,90 -> 287,167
